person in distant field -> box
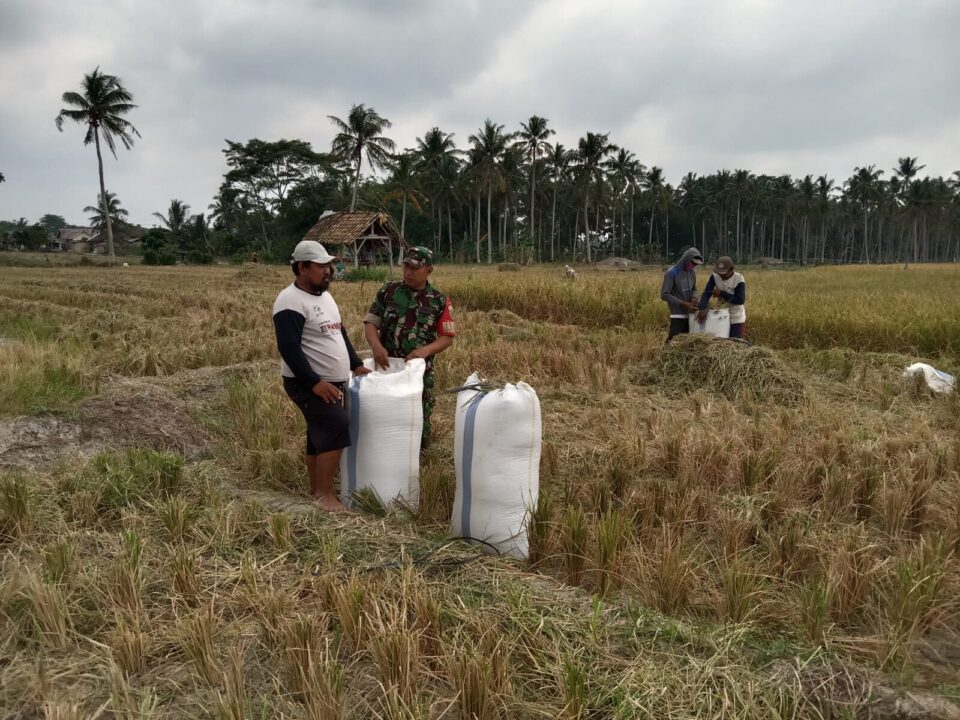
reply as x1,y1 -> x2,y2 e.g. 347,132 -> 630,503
660,247 -> 703,341
697,256 -> 747,338
363,246 -> 456,453
272,240 -> 370,512
333,258 -> 346,280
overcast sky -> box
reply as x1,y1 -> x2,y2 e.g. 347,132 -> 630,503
1,0 -> 958,227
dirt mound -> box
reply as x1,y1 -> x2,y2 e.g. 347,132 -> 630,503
235,262 -> 280,281
772,659 -> 960,720
596,256 -> 640,269
0,416 -> 99,468
79,378 -> 209,458
0,366 -> 244,470
643,334 -> 806,405
486,309 -> 528,326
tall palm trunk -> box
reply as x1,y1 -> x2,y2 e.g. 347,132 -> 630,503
436,202 -> 442,255
735,197 -> 741,261
648,205 -> 655,254
350,150 -> 361,212
820,218 -> 826,264
862,210 -> 870,263
400,195 -> 407,238
530,151 -> 537,246
570,218 -> 576,261
584,201 -> 592,264
93,127 -> 115,259
447,206 -> 453,260
665,207 -> 670,254
486,183 -> 493,264
550,186 -> 557,262
476,193 -> 481,264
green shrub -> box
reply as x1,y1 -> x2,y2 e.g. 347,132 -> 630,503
143,247 -> 177,266
84,449 -> 184,510
343,267 -> 390,283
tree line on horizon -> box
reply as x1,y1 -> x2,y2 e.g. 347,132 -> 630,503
3,68 -> 958,266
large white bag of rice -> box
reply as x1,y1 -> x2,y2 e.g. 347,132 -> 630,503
451,373 -> 541,559
689,307 -> 731,338
340,358 -> 425,508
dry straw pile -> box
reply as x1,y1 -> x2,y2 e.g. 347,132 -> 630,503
651,334 -> 806,404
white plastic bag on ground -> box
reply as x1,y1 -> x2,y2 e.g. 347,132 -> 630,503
341,357 -> 425,508
903,363 -> 956,394
451,373 -> 541,559
689,308 -> 731,338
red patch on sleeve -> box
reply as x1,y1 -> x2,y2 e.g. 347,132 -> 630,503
437,298 -> 456,337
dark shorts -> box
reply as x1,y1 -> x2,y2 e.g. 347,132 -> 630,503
729,323 -> 745,339
667,317 -> 690,341
282,377 -> 350,455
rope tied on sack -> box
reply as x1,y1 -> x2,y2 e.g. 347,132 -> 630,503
445,380 -> 501,395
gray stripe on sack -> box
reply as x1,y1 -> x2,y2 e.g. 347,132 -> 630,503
460,392 -> 485,540
346,377 -> 363,503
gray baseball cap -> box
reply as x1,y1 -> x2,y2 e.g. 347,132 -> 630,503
291,240 -> 335,264
714,256 -> 735,272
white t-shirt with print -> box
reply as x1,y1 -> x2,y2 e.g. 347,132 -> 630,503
272,284 -> 351,382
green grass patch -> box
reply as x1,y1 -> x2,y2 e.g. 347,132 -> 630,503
0,358 -> 92,415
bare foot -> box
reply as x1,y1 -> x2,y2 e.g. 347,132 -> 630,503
314,494 -> 347,513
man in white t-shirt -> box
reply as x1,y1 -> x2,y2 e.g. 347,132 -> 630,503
272,240 -> 370,511
696,256 -> 747,338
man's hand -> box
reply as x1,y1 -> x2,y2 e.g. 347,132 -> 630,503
353,366 -> 372,377
696,309 -> 708,324
405,347 -> 429,361
312,380 -> 343,404
685,301 -> 699,312
712,289 -> 722,299
372,345 -> 390,369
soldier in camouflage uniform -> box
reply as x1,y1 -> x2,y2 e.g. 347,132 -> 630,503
363,246 -> 456,451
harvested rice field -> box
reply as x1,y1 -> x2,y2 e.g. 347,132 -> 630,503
1,261 -> 960,719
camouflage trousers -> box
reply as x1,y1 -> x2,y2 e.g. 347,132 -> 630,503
421,369 -> 435,445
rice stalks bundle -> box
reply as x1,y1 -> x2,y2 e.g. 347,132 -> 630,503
650,335 -> 806,405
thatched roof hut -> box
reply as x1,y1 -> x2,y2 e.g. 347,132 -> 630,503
302,211 -> 405,268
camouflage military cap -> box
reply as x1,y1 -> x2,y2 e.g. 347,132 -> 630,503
403,246 -> 434,268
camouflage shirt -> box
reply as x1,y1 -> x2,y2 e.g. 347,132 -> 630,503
364,282 -> 456,367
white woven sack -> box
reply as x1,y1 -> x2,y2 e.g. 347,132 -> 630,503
689,307 -> 731,337
451,372 -> 541,559
903,362 -> 956,395
341,358 -> 425,508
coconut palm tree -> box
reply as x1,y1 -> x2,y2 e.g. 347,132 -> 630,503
677,172 -> 700,251
574,132 -> 615,264
604,148 -> 643,257
516,116 -> 555,249
415,127 -> 458,247
468,119 -> 513,264
731,169 -> 752,261
433,152 -> 462,258
382,153 -> 425,239
815,175 -> 835,263
153,199 -> 192,254
56,68 -> 140,260
641,166 -> 666,257
545,143 -> 571,262
84,191 -> 128,234
328,104 -> 396,212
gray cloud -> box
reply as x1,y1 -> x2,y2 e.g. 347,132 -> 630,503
0,0 -> 957,226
